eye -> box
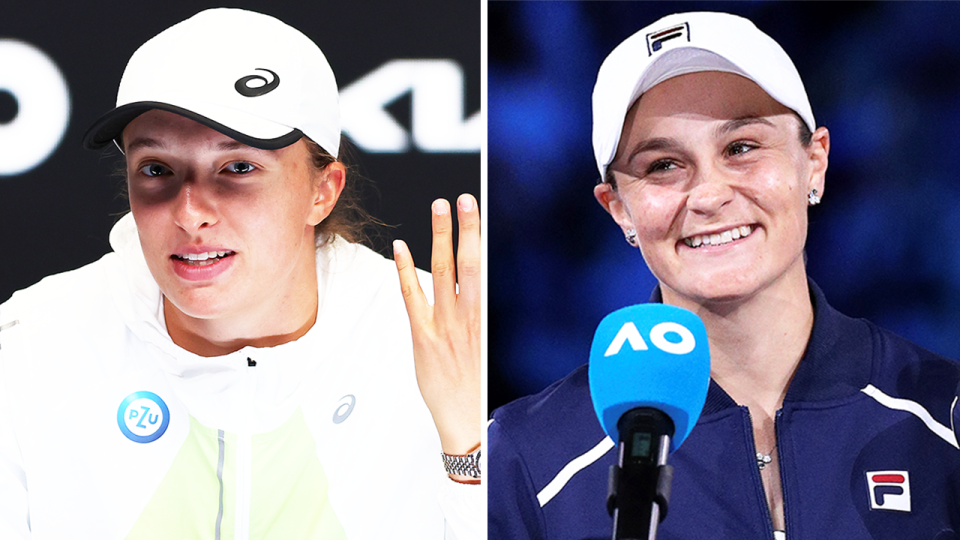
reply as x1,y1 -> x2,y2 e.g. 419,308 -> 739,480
139,163 -> 169,177
726,141 -> 757,157
646,159 -> 677,174
225,161 -> 257,174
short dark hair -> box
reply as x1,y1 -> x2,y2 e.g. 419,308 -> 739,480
795,113 -> 813,147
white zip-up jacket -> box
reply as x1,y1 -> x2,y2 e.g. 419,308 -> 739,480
0,214 -> 480,540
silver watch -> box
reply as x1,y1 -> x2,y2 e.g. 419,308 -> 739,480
442,448 -> 481,478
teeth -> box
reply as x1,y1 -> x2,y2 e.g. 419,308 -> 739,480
683,225 -> 753,248
185,251 -> 214,261
175,251 -> 233,262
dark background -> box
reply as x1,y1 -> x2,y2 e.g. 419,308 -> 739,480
489,1 -> 960,411
0,0 -> 480,303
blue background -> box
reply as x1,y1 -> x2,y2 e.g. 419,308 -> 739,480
489,1 -> 960,411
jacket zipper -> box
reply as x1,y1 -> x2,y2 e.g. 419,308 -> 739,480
234,359 -> 258,540
743,406 -> 777,540
775,410 -> 788,540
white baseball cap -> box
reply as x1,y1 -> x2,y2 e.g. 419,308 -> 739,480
83,8 -> 341,158
592,11 -> 814,180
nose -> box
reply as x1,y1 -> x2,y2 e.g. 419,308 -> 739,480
686,164 -> 735,216
172,175 -> 218,232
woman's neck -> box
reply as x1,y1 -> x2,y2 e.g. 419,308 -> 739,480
164,297 -> 318,357
162,266 -> 320,358
661,264 -> 814,416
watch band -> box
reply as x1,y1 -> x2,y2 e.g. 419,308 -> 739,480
442,448 -> 481,479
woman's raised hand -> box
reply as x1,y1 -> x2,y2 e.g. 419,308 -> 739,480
393,194 -> 481,460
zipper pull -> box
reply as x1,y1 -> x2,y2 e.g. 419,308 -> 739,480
247,357 -> 257,367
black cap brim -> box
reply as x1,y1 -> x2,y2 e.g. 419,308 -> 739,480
82,101 -> 303,151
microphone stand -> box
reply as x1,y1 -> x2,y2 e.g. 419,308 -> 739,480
606,408 -> 675,540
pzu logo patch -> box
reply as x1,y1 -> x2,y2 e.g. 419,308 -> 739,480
866,470 -> 911,512
117,391 -> 170,443
646,22 -> 690,56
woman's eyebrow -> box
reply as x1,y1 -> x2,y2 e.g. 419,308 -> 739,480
714,116 -> 775,137
215,140 -> 275,158
125,137 -> 165,153
126,138 -> 261,154
626,137 -> 683,163
216,140 -> 253,151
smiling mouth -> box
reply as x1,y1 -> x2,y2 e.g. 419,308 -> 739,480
683,225 -> 754,248
172,251 -> 236,266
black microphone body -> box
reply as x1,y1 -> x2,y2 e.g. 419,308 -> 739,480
608,408 -> 675,540
589,304 -> 710,540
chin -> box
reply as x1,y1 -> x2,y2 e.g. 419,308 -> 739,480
695,287 -> 759,306
666,270 -> 764,306
164,288 -> 237,321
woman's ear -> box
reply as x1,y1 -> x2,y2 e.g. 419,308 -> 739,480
308,161 -> 346,226
594,181 -> 636,236
806,126 -> 830,200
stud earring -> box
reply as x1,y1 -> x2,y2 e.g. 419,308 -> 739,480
808,189 -> 821,206
625,229 -> 638,247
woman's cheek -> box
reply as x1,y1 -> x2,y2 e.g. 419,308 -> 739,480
635,189 -> 682,239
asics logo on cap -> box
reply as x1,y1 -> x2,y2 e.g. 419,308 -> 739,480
646,22 -> 690,55
234,68 -> 280,97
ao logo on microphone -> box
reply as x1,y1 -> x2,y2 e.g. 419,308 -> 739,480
0,39 -> 70,177
604,321 -> 696,357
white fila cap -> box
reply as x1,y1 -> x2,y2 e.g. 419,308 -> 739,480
592,11 -> 814,180
83,8 -> 341,157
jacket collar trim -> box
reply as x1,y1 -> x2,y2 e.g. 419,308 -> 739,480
648,279 -> 874,415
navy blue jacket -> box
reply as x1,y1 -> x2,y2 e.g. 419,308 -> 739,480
490,283 -> 960,539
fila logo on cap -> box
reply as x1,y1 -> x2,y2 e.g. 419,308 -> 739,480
235,68 -> 280,97
646,22 -> 690,56
866,470 -> 911,512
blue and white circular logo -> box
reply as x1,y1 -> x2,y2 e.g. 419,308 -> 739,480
117,391 -> 170,443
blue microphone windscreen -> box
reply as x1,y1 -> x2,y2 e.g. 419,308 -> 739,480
589,303 -> 710,453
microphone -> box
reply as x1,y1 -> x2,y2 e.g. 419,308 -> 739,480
589,303 -> 711,540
